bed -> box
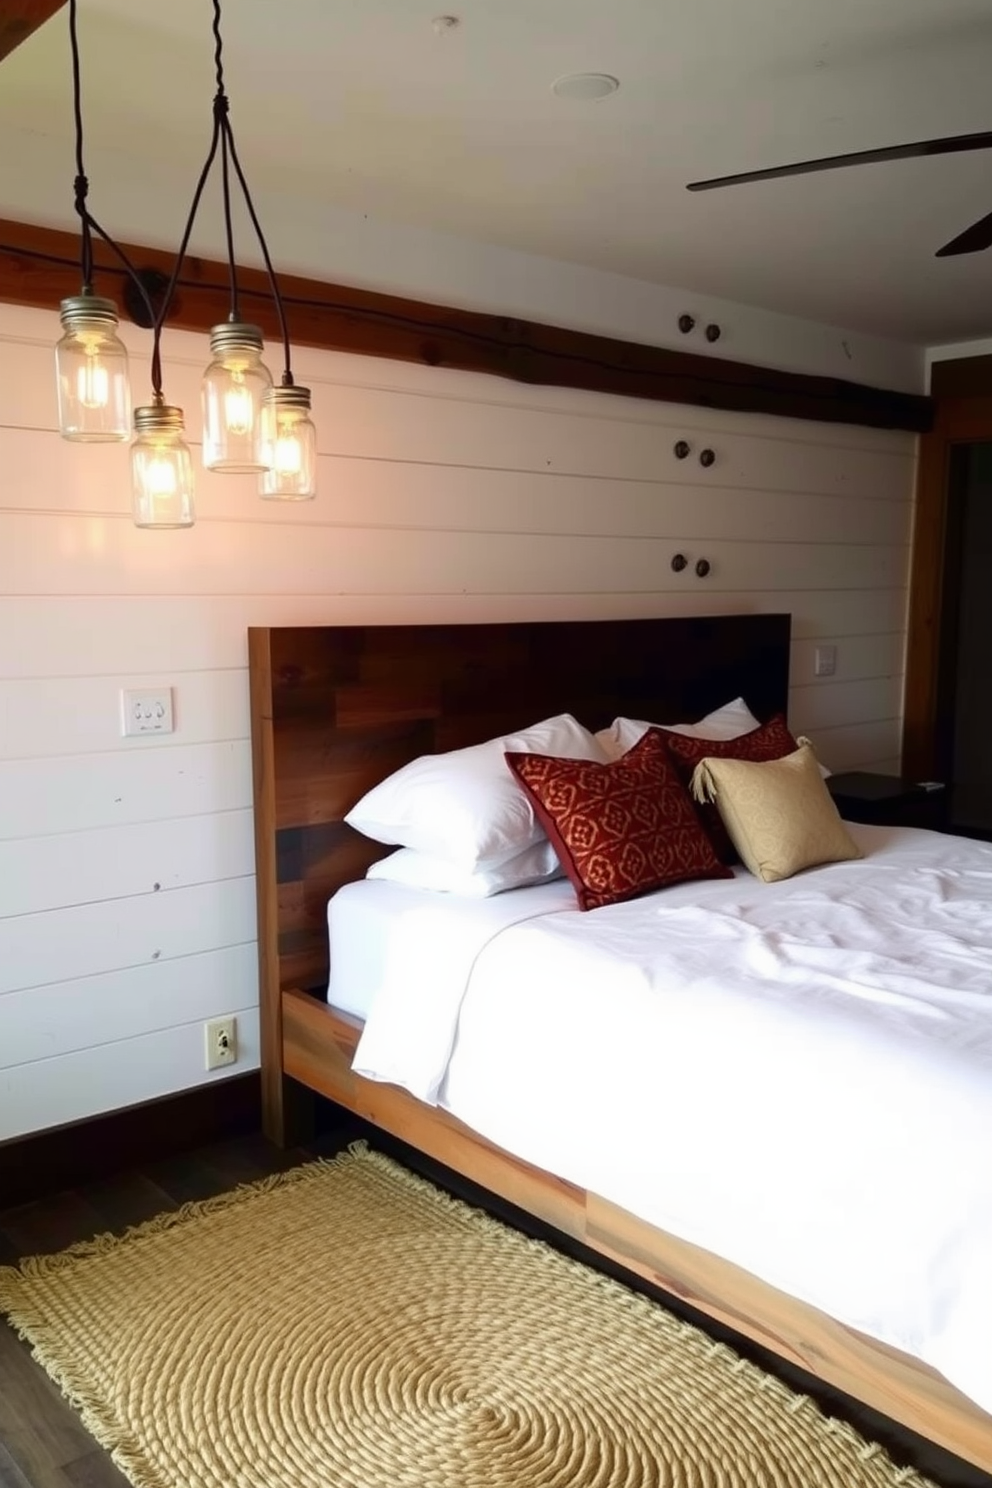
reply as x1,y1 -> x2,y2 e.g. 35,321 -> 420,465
248,614 -> 992,1476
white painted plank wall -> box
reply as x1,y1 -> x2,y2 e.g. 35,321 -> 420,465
0,302 -> 916,1140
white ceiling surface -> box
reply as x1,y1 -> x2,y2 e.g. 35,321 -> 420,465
2,0 -> 992,348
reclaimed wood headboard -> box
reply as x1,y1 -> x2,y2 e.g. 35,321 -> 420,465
248,613 -> 791,1002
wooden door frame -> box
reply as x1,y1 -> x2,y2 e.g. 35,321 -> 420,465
904,380 -> 992,778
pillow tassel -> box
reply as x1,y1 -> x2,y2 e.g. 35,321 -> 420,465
690,760 -> 717,803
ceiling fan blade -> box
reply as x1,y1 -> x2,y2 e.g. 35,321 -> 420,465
936,208 -> 992,257
687,129 -> 992,191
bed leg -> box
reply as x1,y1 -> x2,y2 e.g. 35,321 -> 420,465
262,1070 -> 316,1149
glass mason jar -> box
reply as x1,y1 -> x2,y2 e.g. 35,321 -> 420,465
130,402 -> 195,528
201,322 -> 272,472
258,384 -> 317,500
55,294 -> 131,442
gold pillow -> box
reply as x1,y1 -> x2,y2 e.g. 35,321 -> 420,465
690,741 -> 862,883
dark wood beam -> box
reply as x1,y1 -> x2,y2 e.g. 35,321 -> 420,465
0,0 -> 65,64
0,215 -> 932,433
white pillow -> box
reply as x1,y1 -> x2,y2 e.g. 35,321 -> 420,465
367,840 -> 564,897
345,713 -> 608,870
596,697 -> 761,761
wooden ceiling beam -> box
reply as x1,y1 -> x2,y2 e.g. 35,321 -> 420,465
0,214 -> 932,434
0,0 -> 66,64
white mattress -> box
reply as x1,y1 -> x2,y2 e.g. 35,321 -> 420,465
331,824 -> 992,1416
326,876 -> 577,1020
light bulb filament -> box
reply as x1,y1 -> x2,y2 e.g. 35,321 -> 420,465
145,455 -> 179,498
224,378 -> 253,437
76,355 -> 110,410
273,433 -> 303,475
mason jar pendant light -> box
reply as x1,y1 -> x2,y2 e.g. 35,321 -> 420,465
55,0 -> 130,443
259,384 -> 317,500
56,293 -> 130,442
202,322 -> 272,471
128,173 -> 200,525
131,401 -> 195,528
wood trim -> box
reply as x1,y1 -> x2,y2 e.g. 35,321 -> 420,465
0,1072 -> 260,1207
0,0 -> 64,64
0,215 -> 932,433
248,626 -> 315,1147
903,396 -> 992,778
284,989 -> 992,1475
929,354 -> 992,400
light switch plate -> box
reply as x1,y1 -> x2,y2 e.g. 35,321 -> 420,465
121,687 -> 174,736
814,646 -> 837,678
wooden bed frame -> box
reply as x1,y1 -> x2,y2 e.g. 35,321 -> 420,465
248,613 -> 992,1477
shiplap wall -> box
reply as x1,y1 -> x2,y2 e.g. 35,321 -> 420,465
0,301 -> 916,1140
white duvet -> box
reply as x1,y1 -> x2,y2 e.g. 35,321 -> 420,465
346,824 -> 992,1415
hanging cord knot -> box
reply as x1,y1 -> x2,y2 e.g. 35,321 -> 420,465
73,172 -> 89,213
213,90 -> 230,120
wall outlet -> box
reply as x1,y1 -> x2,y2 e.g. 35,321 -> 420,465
121,687 -> 174,736
204,1016 -> 237,1071
814,645 -> 837,678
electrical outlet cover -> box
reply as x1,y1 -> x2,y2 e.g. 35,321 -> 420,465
204,1016 -> 237,1071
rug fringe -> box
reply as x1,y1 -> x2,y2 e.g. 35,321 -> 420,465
0,1292 -> 174,1488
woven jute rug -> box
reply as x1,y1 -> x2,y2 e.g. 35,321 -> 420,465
0,1146 -> 935,1488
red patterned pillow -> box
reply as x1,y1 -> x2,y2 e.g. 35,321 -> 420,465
505,729 -> 731,912
659,714 -> 799,863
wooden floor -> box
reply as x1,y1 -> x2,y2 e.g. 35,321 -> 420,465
1,1119 -> 989,1488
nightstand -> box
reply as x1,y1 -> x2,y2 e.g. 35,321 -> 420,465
827,772 -> 947,831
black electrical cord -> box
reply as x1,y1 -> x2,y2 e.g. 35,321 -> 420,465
146,0 -> 297,398
68,0 -> 92,290
213,0 -> 239,324
225,121 -> 295,385
213,0 -> 295,384
148,108 -> 222,398
67,0 -> 155,323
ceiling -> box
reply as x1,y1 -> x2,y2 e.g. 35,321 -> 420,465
2,0 -> 992,345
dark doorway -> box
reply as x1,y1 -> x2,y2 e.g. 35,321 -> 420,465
938,442 -> 992,836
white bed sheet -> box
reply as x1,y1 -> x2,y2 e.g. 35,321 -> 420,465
339,824 -> 992,1416
328,876 -> 576,1025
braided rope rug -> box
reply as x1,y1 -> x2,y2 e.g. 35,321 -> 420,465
0,1146 -> 935,1488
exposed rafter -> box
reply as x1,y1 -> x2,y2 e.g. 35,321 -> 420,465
0,0 -> 65,64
